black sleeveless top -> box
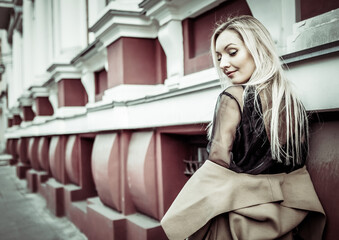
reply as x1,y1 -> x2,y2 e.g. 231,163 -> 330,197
207,86 -> 307,175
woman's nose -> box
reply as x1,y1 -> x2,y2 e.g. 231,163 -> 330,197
219,57 -> 231,70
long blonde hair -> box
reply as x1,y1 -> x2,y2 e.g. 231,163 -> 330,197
209,15 -> 309,166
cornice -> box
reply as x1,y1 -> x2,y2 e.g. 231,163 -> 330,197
140,0 -> 226,26
46,63 -> 82,83
89,8 -> 158,47
70,39 -> 103,65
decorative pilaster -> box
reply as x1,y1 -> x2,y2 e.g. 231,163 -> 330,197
47,64 -> 88,118
51,0 -> 87,63
18,92 -> 35,123
140,0 -> 225,88
246,0 -> 297,54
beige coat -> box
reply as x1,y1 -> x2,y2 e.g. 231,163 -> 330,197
161,160 -> 325,240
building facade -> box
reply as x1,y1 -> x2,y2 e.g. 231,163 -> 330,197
0,0 -> 338,239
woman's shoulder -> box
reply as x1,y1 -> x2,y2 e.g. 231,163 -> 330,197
221,85 -> 244,108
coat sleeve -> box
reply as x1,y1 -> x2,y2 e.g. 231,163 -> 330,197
160,161 -> 325,240
160,160 -> 284,240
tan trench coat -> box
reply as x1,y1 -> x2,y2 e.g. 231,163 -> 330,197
161,160 -> 325,240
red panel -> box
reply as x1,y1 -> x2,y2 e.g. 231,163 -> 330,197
17,138 -> 29,164
159,134 -> 188,215
307,121 -> 339,240
127,131 -> 159,220
28,137 -> 41,170
35,97 -> 54,116
6,139 -> 11,154
7,118 -> 13,127
157,124 -> 208,218
11,139 -> 19,158
155,39 -> 167,84
95,69 -> 108,102
299,0 -> 339,21
38,137 -> 50,172
58,79 -> 88,107
107,39 -> 124,88
22,106 -> 35,121
13,114 -> 22,125
107,37 -> 166,88
91,133 -> 122,211
65,135 -> 80,185
79,136 -> 97,194
49,136 -> 69,184
183,0 -> 252,75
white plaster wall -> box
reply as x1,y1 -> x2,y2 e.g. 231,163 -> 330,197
52,0 -> 87,63
23,0 -> 35,90
88,0 -> 106,27
246,0 -> 296,54
286,54 -> 339,111
33,0 -> 52,85
10,30 -> 24,109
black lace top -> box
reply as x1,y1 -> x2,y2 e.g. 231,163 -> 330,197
207,86 -> 307,175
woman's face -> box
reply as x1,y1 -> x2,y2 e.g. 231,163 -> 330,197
215,29 -> 256,84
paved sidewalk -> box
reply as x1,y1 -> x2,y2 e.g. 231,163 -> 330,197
0,158 -> 87,240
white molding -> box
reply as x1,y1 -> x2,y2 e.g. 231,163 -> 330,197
48,65 -> 82,83
90,9 -> 158,48
158,20 -> 184,88
81,70 -> 96,104
54,106 -> 87,119
101,84 -> 167,103
286,8 -> 339,54
30,86 -> 50,98
142,0 -> 225,26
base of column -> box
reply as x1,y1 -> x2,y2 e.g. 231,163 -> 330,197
26,169 -> 38,192
126,213 -> 167,240
64,184 -> 91,236
86,197 -> 127,240
37,171 -> 50,197
46,179 -> 65,217
16,163 -> 31,179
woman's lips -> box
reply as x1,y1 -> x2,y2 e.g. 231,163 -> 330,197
226,70 -> 236,77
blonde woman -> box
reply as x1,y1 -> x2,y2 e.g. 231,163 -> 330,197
161,16 -> 325,240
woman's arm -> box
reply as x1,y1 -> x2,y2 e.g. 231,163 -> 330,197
208,87 -> 243,168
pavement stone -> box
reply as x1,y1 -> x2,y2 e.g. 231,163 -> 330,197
0,160 -> 87,240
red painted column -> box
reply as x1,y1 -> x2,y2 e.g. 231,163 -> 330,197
35,97 -> 54,116
17,138 -> 30,164
28,137 -> 41,171
127,131 -> 159,220
22,106 -> 35,121
107,37 -> 166,88
15,138 -> 30,179
38,137 -> 51,173
58,79 -> 88,107
91,133 -> 122,211
65,135 -> 80,186
36,136 -> 51,196
49,135 -> 69,184
27,137 -> 42,192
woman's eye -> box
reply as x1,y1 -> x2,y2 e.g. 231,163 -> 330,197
229,50 -> 237,56
217,55 -> 221,61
